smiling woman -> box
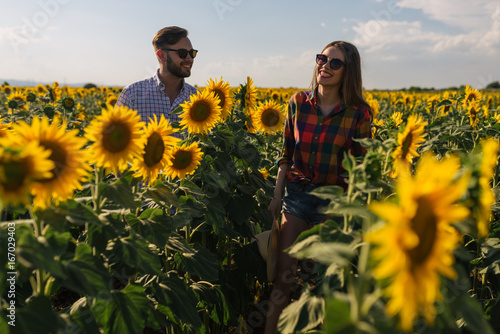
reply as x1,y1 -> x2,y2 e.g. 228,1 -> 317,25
264,40 -> 372,334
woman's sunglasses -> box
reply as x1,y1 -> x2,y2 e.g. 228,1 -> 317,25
316,54 -> 344,70
162,48 -> 198,59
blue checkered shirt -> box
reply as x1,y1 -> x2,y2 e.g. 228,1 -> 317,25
117,70 -> 198,137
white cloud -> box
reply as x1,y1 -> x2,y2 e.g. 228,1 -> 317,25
352,0 -> 500,56
353,20 -> 442,53
396,0 -> 495,30
0,24 -> 51,49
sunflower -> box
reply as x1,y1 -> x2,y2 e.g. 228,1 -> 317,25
244,76 -> 258,112
60,96 -> 75,110
132,114 -> 180,183
390,114 -> 428,178
35,84 -> 48,94
390,112 -> 403,128
0,118 -> 13,138
163,142 -> 203,180
438,103 -> 452,117
476,138 -> 499,237
0,139 -> 54,207
26,90 -> 37,103
106,95 -> 118,108
49,82 -> 61,102
463,85 -> 482,107
426,94 -> 440,112
3,86 -> 12,95
366,96 -> 380,119
12,116 -> 92,209
85,105 -> 146,175
5,91 -> 26,111
251,100 -> 286,134
466,100 -> 480,129
179,89 -> 222,135
366,152 -> 470,331
43,103 -> 59,118
259,167 -> 269,179
205,77 -> 233,120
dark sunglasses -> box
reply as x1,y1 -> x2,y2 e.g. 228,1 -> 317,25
316,54 -> 344,70
162,48 -> 198,59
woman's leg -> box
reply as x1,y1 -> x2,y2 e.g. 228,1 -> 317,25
264,212 -> 309,334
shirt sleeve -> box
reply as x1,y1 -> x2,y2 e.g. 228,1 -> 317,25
351,107 -> 372,156
116,85 -> 133,109
277,96 -> 296,166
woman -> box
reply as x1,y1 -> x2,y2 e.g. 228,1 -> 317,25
265,41 -> 372,333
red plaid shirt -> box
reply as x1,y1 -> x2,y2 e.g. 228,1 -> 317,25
278,89 -> 372,189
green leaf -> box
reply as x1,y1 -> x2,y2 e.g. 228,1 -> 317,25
204,199 -> 226,228
61,299 -> 100,334
167,236 -> 219,281
107,235 -> 161,275
152,274 -> 203,329
126,212 -> 173,248
191,282 -> 233,325
310,185 -> 344,200
67,200 -> 104,226
16,225 -> 66,278
278,288 -> 325,333
287,234 -> 355,266
14,296 -> 59,334
456,293 -> 494,334
93,284 -> 150,334
146,182 -> 179,206
62,243 -> 111,296
342,151 -> 356,173
99,177 -> 139,210
323,297 -> 354,333
227,193 -> 255,225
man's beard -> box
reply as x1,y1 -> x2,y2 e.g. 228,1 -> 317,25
167,54 -> 191,78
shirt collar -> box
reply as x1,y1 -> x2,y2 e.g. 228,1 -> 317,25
154,69 -> 186,92
308,87 -> 345,115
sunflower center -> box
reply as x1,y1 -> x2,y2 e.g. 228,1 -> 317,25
213,90 -> 225,109
102,121 -> 132,153
401,132 -> 413,159
39,140 -> 67,181
1,160 -> 29,191
143,132 -> 165,167
190,101 -> 211,122
8,100 -> 18,109
172,150 -> 192,170
467,94 -> 476,102
408,196 -> 437,267
63,98 -> 75,108
261,108 -> 280,127
470,107 -> 477,119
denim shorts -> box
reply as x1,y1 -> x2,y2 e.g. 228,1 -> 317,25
282,182 -> 330,226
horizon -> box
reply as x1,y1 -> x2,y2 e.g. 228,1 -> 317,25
1,0 -> 499,91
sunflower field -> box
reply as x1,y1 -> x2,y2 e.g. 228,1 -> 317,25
0,79 -> 499,334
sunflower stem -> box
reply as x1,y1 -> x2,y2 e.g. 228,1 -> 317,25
30,207 -> 50,296
92,166 -> 103,214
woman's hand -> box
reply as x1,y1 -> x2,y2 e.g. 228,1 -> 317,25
268,196 -> 282,221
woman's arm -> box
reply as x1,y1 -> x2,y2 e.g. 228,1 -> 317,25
268,163 -> 289,220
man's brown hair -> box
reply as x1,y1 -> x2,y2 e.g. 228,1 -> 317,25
152,26 -> 188,51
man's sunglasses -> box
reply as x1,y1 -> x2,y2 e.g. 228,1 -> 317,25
162,48 -> 198,59
316,54 -> 344,70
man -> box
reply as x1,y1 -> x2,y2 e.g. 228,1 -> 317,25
116,26 -> 198,132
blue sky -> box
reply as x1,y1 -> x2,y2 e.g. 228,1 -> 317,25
0,0 -> 499,90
